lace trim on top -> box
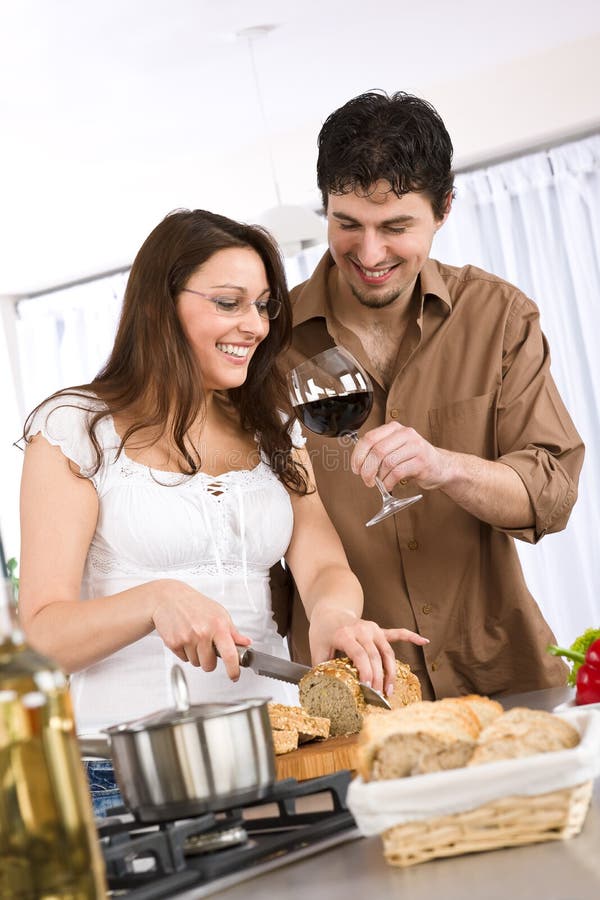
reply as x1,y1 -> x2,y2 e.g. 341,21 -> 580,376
114,452 -> 274,494
86,546 -> 268,578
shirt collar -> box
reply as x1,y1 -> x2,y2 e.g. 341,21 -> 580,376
292,251 -> 335,326
292,253 -> 452,326
419,258 -> 452,313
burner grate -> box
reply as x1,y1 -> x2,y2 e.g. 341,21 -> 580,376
98,771 -> 358,900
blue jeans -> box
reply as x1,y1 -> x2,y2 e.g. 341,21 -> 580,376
83,759 -> 123,818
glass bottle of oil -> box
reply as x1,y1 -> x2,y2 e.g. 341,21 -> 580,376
0,578 -> 107,898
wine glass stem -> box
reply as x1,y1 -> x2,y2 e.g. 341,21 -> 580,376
348,432 -> 395,501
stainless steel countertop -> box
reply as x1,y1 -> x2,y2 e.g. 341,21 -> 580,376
176,687 -> 600,900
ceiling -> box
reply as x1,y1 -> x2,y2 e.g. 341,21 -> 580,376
2,0 -> 600,295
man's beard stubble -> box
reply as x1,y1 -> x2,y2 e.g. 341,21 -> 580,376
349,283 -> 402,309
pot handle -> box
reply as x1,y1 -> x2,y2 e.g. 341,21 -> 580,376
78,735 -> 112,759
171,664 -> 191,712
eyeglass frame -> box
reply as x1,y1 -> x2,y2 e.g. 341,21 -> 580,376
179,287 -> 282,320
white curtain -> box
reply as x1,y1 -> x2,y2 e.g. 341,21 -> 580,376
16,273 -> 128,414
431,134 -> 600,645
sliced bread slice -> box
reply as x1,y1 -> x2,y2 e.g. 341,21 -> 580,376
272,729 -> 299,755
268,702 -> 330,742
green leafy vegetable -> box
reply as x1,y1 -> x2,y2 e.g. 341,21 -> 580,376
548,627 -> 600,686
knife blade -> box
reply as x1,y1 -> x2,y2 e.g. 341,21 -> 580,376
232,646 -> 391,709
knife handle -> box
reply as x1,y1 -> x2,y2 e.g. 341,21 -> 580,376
213,643 -> 252,667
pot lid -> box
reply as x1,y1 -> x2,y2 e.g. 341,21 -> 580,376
105,698 -> 268,733
103,665 -> 268,733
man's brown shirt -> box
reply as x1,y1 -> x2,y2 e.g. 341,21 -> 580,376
272,252 -> 584,698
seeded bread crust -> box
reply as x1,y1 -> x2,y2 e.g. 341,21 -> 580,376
268,703 -> 331,742
388,661 -> 423,709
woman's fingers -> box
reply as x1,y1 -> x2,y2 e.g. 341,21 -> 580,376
183,643 -> 202,668
371,634 -> 400,696
206,625 -> 253,681
340,637 -> 381,691
383,627 -> 429,646
325,621 -> 429,696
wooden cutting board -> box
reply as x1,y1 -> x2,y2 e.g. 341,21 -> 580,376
275,733 -> 360,781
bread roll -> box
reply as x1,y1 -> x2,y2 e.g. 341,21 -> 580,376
441,694 -> 503,730
357,700 -> 480,781
468,707 -> 580,766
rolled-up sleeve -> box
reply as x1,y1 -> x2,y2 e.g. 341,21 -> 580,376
494,292 -> 584,543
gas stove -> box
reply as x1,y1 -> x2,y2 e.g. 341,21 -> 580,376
97,771 -> 360,899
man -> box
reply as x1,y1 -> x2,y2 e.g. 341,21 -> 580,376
272,90 -> 584,700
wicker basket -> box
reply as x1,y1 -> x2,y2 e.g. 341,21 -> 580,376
382,780 -> 593,867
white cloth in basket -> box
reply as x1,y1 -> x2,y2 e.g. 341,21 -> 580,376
28,393 -> 305,737
347,708 -> 600,834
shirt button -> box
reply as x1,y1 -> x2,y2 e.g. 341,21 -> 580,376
422,604 -> 432,615
407,540 -> 419,550
399,478 -> 408,485
390,409 -> 399,419
431,662 -> 439,672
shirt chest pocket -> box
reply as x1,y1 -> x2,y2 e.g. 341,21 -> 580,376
428,391 -> 497,458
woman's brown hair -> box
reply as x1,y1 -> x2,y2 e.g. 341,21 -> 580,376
24,209 -> 309,494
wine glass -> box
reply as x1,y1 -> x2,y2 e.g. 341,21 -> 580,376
287,346 -> 422,527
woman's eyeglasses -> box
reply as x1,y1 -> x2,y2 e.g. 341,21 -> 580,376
180,288 -> 282,320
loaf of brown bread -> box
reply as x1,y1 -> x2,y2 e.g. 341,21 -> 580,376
299,658 -> 365,736
468,707 -> 580,766
268,702 -> 330,743
357,699 -> 481,781
299,657 -> 422,737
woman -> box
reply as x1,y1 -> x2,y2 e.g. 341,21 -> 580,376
19,209 -> 427,813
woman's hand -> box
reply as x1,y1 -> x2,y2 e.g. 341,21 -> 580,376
308,606 -> 428,696
151,580 -> 251,681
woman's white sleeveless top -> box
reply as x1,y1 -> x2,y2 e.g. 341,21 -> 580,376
28,395 -> 301,736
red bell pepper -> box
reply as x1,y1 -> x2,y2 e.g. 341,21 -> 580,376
548,638 -> 600,705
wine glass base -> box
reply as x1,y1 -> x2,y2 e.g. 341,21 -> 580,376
366,494 -> 423,527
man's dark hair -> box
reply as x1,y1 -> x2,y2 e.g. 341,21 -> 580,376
317,90 -> 454,218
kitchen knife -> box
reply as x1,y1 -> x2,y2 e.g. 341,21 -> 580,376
226,645 -> 392,709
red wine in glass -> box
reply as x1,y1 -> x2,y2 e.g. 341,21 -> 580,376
294,391 -> 372,437
287,346 -> 422,527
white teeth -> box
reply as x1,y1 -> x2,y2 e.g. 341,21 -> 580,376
216,343 -> 250,358
359,266 -> 392,278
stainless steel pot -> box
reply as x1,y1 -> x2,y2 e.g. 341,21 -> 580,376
79,665 -> 276,822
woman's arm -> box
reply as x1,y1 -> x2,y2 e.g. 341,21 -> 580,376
19,435 -> 248,678
284,448 -> 428,695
